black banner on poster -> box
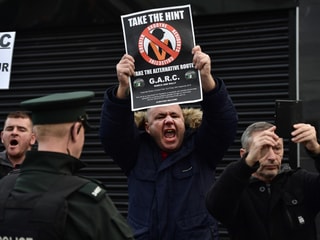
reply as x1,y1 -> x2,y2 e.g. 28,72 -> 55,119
121,4 -> 202,111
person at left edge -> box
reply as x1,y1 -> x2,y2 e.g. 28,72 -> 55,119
0,91 -> 134,240
0,111 -> 36,178
99,45 -> 238,239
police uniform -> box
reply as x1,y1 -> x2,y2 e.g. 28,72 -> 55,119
0,91 -> 134,240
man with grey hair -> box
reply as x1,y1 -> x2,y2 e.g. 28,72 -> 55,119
206,121 -> 320,240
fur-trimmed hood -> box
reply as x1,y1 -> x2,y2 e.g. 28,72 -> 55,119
134,108 -> 203,130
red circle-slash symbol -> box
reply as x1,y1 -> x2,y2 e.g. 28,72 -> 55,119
138,23 -> 181,66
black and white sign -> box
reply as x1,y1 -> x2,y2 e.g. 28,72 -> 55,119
0,32 -> 16,90
121,5 -> 202,111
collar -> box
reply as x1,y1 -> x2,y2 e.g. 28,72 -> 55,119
250,163 -> 293,184
0,151 -> 13,168
21,150 -> 85,175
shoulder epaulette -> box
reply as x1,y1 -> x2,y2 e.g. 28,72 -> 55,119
78,181 -> 107,201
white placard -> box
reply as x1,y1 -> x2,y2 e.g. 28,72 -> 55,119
0,32 -> 16,89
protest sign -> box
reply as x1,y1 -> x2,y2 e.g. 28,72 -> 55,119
0,32 -> 16,89
121,5 -> 202,111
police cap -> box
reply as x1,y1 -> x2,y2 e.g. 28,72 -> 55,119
20,91 -> 95,129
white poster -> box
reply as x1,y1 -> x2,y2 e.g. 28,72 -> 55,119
0,32 -> 16,89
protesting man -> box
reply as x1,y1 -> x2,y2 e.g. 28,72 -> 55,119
99,45 -> 238,239
0,111 -> 36,178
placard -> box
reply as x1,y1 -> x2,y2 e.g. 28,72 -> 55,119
0,32 -> 16,89
121,5 -> 202,111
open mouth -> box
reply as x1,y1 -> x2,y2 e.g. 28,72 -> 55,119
10,139 -> 18,146
164,129 -> 175,138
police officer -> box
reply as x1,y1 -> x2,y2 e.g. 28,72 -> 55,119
0,91 -> 134,240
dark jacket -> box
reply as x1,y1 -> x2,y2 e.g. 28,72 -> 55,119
99,78 -> 238,240
0,150 -> 134,240
206,157 -> 320,240
0,151 -> 15,178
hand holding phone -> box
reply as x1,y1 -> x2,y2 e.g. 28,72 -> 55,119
275,100 -> 303,139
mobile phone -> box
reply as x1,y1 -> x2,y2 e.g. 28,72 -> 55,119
275,100 -> 303,139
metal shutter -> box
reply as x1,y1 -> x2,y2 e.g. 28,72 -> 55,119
194,9 -> 296,239
194,9 -> 296,171
0,8 -> 296,237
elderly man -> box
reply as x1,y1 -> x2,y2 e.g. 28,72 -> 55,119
206,121 -> 320,240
